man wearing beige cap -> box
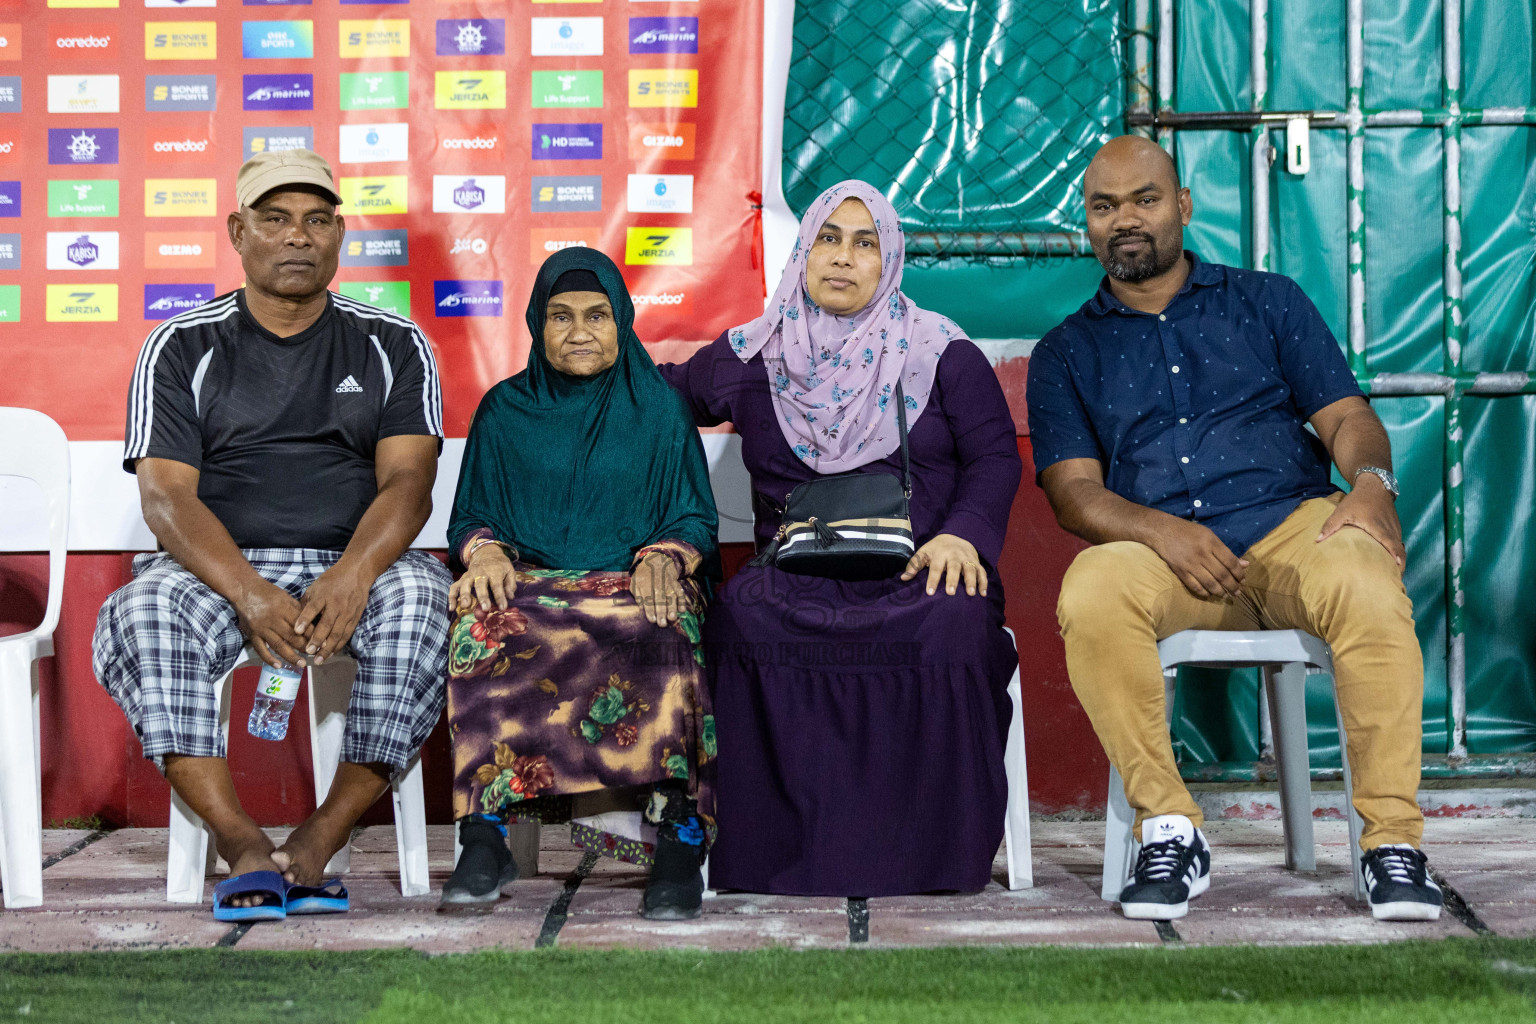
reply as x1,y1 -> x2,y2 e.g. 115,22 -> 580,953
92,149 -> 450,920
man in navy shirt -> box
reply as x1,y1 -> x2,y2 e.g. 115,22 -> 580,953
1028,136 -> 1440,923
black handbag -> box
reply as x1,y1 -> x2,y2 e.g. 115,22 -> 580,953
749,383 -> 915,581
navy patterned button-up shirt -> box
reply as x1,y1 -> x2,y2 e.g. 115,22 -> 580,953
1026,253 -> 1365,557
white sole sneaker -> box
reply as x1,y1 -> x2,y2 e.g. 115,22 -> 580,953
1371,900 -> 1442,922
1120,869 -> 1210,920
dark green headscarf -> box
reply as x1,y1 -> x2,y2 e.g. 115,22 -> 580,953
447,246 -> 720,576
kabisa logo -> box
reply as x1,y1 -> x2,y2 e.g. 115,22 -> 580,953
340,228 -> 409,267
45,232 -> 120,270
244,126 -> 314,156
340,20 -> 410,58
0,183 -> 17,219
433,175 -> 506,214
435,19 -> 505,57
629,17 -> 698,54
244,75 -> 314,111
242,21 -> 315,59
625,227 -> 693,266
529,17 -> 603,56
530,175 -> 601,213
434,280 -> 503,318
46,284 -> 118,323
339,123 -> 409,164
434,71 -> 506,110
340,72 -> 409,111
146,75 -> 217,112
47,76 -> 119,114
144,284 -> 213,320
531,123 -> 602,160
629,69 -> 698,108
146,22 -> 217,60
450,237 -> 488,256
339,176 -> 408,214
48,128 -> 119,165
146,179 -> 217,218
627,173 -> 693,214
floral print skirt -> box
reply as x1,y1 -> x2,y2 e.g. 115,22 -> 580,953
446,561 -> 715,849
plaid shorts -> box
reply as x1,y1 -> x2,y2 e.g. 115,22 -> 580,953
92,548 -> 451,772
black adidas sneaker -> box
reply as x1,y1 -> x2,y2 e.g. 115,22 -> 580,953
1361,845 -> 1443,921
1118,814 -> 1212,921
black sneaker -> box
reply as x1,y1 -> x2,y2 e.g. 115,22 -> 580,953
640,818 -> 705,921
1361,845 -> 1443,921
440,816 -> 518,906
1118,814 -> 1212,921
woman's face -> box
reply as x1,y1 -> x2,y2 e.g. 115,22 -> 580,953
805,198 -> 882,316
543,290 -> 620,376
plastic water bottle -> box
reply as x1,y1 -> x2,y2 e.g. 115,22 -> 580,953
248,663 -> 302,741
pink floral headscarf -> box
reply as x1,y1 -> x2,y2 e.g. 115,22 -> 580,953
729,180 -> 961,473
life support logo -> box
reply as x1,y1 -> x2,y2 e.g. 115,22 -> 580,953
626,174 -> 693,214
531,123 -> 602,160
340,229 -> 409,267
339,123 -> 409,164
146,22 -> 217,60
244,127 -> 314,157
46,180 -> 119,217
0,25 -> 20,62
244,75 -> 314,111
532,70 -> 602,109
339,176 -> 408,215
47,76 -> 119,114
433,175 -> 506,214
629,123 -> 696,161
146,179 -> 217,218
47,128 -> 119,166
47,231 -> 120,270
436,19 -> 505,57
340,20 -> 410,58
242,21 -> 315,59
146,75 -> 217,112
50,24 -> 117,58
434,280 -> 503,318
629,69 -> 698,108
629,17 -> 698,54
339,281 -> 410,318
530,175 -> 601,214
144,285 -> 214,321
434,71 -> 507,109
340,72 -> 409,111
46,284 -> 118,323
530,17 -> 603,56
625,227 -> 693,266
145,231 -> 217,269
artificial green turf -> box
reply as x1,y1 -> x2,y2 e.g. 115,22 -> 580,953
2,940 -> 1534,1023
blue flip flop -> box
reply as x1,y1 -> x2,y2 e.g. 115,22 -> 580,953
285,878 -> 349,915
212,870 -> 287,922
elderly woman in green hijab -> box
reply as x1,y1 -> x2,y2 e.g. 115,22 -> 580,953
440,247 -> 720,920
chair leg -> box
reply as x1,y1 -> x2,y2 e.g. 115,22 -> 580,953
0,648 -> 44,908
391,754 -> 431,897
1003,673 -> 1033,889
1332,688 -> 1367,901
1101,765 -> 1137,901
167,668 -> 234,903
308,659 -> 355,877
1266,663 -> 1317,872
507,821 -> 540,880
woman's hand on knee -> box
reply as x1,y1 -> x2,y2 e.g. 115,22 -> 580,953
449,546 -> 517,612
901,533 -> 987,597
632,551 -> 685,627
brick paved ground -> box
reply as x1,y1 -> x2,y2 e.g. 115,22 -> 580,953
2,818 -> 1529,952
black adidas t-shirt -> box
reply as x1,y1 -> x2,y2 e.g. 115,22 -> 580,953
123,289 -> 444,550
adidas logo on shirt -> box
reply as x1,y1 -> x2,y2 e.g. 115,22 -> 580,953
334,375 -> 363,394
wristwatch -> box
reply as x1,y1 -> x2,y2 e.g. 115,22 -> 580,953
1354,465 -> 1399,499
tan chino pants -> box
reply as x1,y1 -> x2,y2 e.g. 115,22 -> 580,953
1057,494 -> 1424,849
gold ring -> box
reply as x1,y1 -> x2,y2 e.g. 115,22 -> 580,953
474,575 -> 487,582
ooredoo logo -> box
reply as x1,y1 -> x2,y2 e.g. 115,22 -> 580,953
51,25 -> 117,58
438,129 -> 500,155
0,25 -> 21,62
632,291 -> 694,318
147,135 -> 213,164
0,136 -> 17,165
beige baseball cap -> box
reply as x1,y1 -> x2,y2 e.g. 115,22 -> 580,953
235,148 -> 342,209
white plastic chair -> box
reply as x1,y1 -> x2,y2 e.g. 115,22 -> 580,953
1100,629 -> 1365,902
166,648 -> 431,902
0,408 -> 69,909
700,625 -> 1032,893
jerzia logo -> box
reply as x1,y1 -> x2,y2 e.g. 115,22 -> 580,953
625,227 -> 693,266
434,71 -> 506,109
46,284 -> 118,323
435,280 -> 504,317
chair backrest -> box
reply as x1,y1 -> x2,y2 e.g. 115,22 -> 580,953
0,407 -> 71,640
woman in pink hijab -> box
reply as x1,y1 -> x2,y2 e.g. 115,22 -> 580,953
659,181 -> 1022,896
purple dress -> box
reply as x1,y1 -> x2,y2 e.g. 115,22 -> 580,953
660,334 -> 1022,896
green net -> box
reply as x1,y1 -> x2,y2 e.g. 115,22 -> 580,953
783,0 -> 1129,261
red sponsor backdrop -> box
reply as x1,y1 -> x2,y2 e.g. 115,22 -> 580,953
0,0 -> 764,439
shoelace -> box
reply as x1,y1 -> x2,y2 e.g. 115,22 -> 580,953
1366,846 -> 1428,886
1133,838 -> 1191,882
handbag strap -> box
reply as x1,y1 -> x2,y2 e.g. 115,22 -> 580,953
894,381 -> 912,498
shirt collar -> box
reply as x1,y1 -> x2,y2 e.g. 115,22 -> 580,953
1085,250 -> 1221,318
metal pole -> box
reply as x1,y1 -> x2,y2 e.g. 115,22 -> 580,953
1250,0 -> 1270,271
1442,0 -> 1468,759
1157,0 -> 1175,154
1345,0 -> 1367,376
1129,0 -> 1155,138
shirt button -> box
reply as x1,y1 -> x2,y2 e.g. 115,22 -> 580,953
1181,456 -> 1190,464
1194,500 -> 1203,508
1159,314 -> 1167,321
1179,417 -> 1188,424
1171,365 -> 1180,373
